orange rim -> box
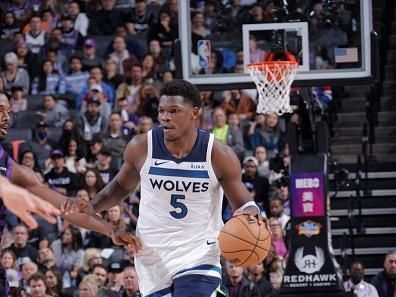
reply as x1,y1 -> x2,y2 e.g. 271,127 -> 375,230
247,61 -> 298,70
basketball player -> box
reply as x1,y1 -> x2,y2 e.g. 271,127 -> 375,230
0,94 -> 136,296
63,79 -> 264,297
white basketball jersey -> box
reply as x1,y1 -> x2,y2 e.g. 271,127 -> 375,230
135,127 -> 224,296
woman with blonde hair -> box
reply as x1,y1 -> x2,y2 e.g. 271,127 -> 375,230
76,248 -> 102,284
79,275 -> 99,297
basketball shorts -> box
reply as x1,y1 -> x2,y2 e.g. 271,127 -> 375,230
146,274 -> 222,297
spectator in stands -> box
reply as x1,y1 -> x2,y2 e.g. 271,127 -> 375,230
371,251 -> 396,297
77,248 -> 102,283
148,9 -> 178,50
83,168 -> 106,200
44,149 -> 81,196
96,149 -> 117,183
1,248 -> 18,271
1,51 -> 30,95
254,145 -> 270,178
345,261 -> 379,297
135,115 -> 153,135
219,89 -> 256,122
63,137 -> 87,174
44,267 -> 64,297
88,0 -> 126,35
51,225 -> 84,289
136,82 -> 159,122
24,15 -> 46,55
59,14 -> 84,50
79,277 -> 99,297
125,0 -> 155,35
16,39 -> 39,79
20,121 -> 56,169
103,58 -> 124,90
119,266 -> 141,297
20,261 -> 38,294
37,247 -> 56,272
41,9 -> 58,32
4,0 -> 33,24
65,56 -> 90,95
28,272 -> 50,297
77,96 -> 109,142
211,107 -> 244,161
68,1 -> 89,37
0,11 -> 21,41
148,39 -> 171,75
116,64 -> 143,113
10,224 -> 38,266
269,197 -> 290,230
58,119 -> 85,156
191,11 -> 210,53
36,94 -> 69,127
273,177 -> 290,215
141,54 -> 156,83
77,66 -> 114,108
86,136 -> 103,165
224,260 -> 261,297
249,113 -> 284,158
9,85 -> 27,112
31,59 -> 66,95
78,39 -> 104,71
108,35 -> 132,75
247,263 -> 272,297
19,149 -> 42,173
102,112 -> 129,158
106,262 -> 124,293
92,264 -> 109,292
269,217 -> 288,259
242,156 -> 270,216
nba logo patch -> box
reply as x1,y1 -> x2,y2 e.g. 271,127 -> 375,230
198,40 -> 211,68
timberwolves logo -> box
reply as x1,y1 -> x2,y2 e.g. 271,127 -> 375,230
294,247 -> 325,274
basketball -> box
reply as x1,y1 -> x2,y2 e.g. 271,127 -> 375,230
219,214 -> 271,268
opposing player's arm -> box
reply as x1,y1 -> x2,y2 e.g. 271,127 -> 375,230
91,134 -> 147,213
212,140 -> 258,214
10,161 -> 114,238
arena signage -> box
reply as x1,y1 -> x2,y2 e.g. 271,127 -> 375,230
278,154 -> 354,297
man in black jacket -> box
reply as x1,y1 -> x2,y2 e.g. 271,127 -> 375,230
224,260 -> 261,297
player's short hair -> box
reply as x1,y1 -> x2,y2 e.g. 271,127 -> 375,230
160,79 -> 202,108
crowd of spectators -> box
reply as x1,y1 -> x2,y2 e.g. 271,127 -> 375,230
0,1 -> 386,297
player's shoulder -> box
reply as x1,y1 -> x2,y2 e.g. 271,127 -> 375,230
211,138 -> 241,179
124,132 -> 148,161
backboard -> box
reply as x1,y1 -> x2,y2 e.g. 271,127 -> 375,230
179,0 -> 373,88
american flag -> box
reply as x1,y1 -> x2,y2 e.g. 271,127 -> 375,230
334,47 -> 359,63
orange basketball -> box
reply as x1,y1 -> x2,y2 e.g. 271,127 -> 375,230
219,214 -> 271,268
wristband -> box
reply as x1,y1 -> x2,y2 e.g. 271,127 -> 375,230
235,201 -> 260,214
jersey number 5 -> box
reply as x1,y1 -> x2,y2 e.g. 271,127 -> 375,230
170,194 -> 188,219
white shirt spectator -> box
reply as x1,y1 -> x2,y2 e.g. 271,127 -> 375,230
344,280 -> 379,297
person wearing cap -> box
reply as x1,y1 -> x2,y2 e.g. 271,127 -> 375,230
1,51 -> 30,95
242,156 -> 270,217
20,121 -> 57,169
77,39 -> 104,71
77,91 -> 109,142
44,149 -> 82,196
67,1 -> 89,36
77,66 -> 115,108
36,94 -> 69,128
60,13 -> 84,50
273,177 -> 290,215
106,262 -> 123,293
9,85 -> 27,112
96,148 -> 117,183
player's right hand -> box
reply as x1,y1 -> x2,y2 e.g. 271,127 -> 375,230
61,197 -> 95,216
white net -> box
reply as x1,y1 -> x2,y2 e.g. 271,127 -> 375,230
248,61 -> 298,115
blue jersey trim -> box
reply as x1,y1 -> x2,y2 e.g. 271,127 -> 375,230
149,167 -> 209,179
146,286 -> 172,297
175,264 -> 222,276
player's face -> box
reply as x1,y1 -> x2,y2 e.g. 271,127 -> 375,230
0,95 -> 10,139
158,95 -> 199,142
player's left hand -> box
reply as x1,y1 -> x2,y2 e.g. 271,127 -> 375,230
111,229 -> 143,254
234,205 -> 269,230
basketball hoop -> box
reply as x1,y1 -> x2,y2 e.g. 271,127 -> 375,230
247,61 -> 298,115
